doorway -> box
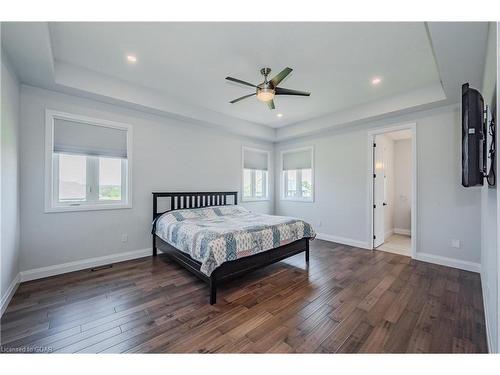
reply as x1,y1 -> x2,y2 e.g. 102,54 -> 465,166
369,124 -> 416,258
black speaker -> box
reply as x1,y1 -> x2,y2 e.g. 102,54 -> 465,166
462,83 -> 485,187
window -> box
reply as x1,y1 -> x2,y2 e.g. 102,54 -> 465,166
45,111 -> 132,212
281,147 -> 314,201
242,147 -> 269,201
99,157 -> 123,201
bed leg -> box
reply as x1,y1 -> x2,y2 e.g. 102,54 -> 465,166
209,279 -> 217,305
152,235 -> 157,257
305,239 -> 310,263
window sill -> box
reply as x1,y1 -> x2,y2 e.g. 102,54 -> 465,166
241,198 -> 270,203
280,197 -> 314,203
45,202 -> 132,213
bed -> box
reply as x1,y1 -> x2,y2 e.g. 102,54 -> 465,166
152,191 -> 315,304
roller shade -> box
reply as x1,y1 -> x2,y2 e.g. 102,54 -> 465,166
243,148 -> 268,170
54,119 -> 128,158
283,149 -> 312,170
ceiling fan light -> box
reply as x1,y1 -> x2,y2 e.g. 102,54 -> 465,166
256,88 -> 275,102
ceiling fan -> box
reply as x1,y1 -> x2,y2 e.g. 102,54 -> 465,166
226,67 -> 310,110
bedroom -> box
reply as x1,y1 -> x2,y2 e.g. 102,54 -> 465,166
1,1 -> 500,370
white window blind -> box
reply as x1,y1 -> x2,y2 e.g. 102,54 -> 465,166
54,119 -> 128,158
243,148 -> 268,170
282,149 -> 312,170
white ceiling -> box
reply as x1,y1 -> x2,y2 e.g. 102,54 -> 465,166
48,22 -> 441,128
1,22 -> 489,141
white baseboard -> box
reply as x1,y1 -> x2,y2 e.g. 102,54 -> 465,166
20,248 -> 152,282
316,233 -> 371,249
1,273 -> 21,316
480,272 -> 493,353
384,229 -> 394,239
394,228 -> 411,236
415,252 -> 481,273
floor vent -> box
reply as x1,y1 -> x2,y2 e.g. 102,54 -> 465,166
91,264 -> 113,272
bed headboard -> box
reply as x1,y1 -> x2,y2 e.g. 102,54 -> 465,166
152,191 -> 238,220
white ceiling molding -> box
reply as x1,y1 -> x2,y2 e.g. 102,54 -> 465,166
275,83 -> 446,141
53,61 -> 275,141
2,22 -> 274,141
1,22 -> 490,143
275,103 -> 460,147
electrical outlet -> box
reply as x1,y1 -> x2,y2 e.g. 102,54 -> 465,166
451,239 -> 460,248
121,234 -> 128,243
318,220 -> 322,227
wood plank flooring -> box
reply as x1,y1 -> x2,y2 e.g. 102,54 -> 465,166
0,240 -> 488,353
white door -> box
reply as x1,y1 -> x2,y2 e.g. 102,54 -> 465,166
373,137 -> 385,248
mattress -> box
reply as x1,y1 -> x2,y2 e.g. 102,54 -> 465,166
154,206 -> 315,276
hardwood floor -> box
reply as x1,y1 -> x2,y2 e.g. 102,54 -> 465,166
0,239 -> 487,353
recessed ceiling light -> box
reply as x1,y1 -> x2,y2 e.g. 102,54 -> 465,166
277,113 -> 283,118
126,55 -> 137,63
371,77 -> 382,85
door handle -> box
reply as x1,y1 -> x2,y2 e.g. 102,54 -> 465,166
383,202 -> 387,206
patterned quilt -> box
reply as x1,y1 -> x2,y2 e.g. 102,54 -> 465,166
154,206 -> 315,276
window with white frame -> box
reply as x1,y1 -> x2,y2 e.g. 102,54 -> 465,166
45,111 -> 132,212
281,147 -> 314,201
242,147 -> 269,201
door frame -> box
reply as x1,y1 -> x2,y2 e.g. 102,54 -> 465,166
367,122 -> 417,259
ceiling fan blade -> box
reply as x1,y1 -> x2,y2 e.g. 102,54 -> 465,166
225,76 -> 257,88
230,93 -> 256,104
270,67 -> 293,86
266,99 -> 275,110
275,87 -> 311,96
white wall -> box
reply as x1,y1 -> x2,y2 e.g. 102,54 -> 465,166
1,51 -> 21,311
393,139 -> 412,232
275,106 -> 482,268
19,85 -> 274,273
480,22 -> 498,353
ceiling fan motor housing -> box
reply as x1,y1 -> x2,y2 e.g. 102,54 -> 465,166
256,68 -> 275,101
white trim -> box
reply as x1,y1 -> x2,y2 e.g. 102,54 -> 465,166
368,122 -> 417,259
384,229 -> 394,239
481,273 -> 493,353
280,197 -> 314,202
44,109 -> 133,213
393,228 -> 411,236
44,202 -> 133,213
415,252 -> 481,273
279,146 -> 315,202
1,273 -> 21,316
241,198 -> 270,203
20,248 -> 151,282
316,233 -> 371,249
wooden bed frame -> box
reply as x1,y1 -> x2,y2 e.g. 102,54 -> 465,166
152,191 -> 310,304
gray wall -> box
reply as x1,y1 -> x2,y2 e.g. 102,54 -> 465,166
277,129 -> 369,247
19,85 -> 274,272
393,139 -> 412,232
275,106 -> 482,265
1,53 -> 20,303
